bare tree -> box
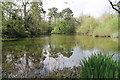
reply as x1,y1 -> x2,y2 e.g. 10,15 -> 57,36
108,0 -> 120,14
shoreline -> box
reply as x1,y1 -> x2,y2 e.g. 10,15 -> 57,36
2,33 -> 119,40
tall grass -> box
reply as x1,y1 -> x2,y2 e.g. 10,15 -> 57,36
80,53 -> 119,78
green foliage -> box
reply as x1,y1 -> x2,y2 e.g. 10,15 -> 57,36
77,16 -> 99,35
2,2 -> 118,38
26,2 -> 44,36
2,17 -> 28,38
93,15 -> 118,37
48,7 -> 58,22
50,8 -> 75,34
62,8 -> 73,20
2,1 -> 52,38
77,13 -> 88,25
80,53 -> 119,78
2,2 -> 76,38
40,21 -> 52,33
77,14 -> 118,37
51,19 -> 75,34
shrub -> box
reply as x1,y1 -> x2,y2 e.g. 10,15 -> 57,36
93,15 -> 118,37
51,19 -> 76,34
77,16 -> 99,35
80,53 -> 118,78
2,18 -> 28,38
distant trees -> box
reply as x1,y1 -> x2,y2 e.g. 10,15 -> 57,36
51,8 -> 76,34
1,0 -> 77,38
77,16 -> 99,35
51,19 -> 76,34
77,13 -> 118,37
27,2 -> 42,35
93,15 -> 118,37
62,8 -> 73,20
2,1 -> 51,38
2,2 -> 27,38
48,7 -> 58,23
2,1 -> 118,38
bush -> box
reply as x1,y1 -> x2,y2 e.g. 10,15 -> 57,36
80,53 -> 118,78
40,21 -> 52,34
2,18 -> 28,38
93,15 -> 118,37
77,16 -> 99,35
51,19 -> 76,34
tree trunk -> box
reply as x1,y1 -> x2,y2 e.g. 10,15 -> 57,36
23,2 -> 28,30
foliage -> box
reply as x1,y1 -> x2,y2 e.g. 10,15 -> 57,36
24,2 -> 42,36
77,13 -> 118,37
2,2 -> 118,38
77,16 -> 99,35
2,1 -> 52,38
48,7 -> 58,22
2,17 -> 28,38
80,53 -> 119,78
62,8 -> 73,20
77,13 -> 88,26
93,15 -> 118,37
1,2 -> 28,38
40,21 -> 52,34
2,2 -> 76,38
51,19 -> 76,34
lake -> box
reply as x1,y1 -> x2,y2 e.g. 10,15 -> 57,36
2,34 -> 119,78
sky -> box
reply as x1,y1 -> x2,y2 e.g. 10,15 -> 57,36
42,0 -> 117,18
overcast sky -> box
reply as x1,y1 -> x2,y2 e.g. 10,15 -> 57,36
42,0 -> 118,18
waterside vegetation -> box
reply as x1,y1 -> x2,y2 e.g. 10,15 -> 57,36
41,53 -> 119,78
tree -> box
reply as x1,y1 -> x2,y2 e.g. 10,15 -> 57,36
77,16 -> 99,35
62,8 -> 73,20
2,2 -> 17,19
56,12 -> 63,20
2,2 -> 27,38
42,9 -> 46,20
48,7 -> 58,22
22,1 -> 29,30
108,0 -> 120,14
26,2 -> 43,35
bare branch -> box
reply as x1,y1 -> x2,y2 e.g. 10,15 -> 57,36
108,0 -> 120,14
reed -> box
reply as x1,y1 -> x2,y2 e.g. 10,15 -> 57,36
80,52 -> 118,78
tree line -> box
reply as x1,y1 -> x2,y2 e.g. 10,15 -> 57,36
1,1 -> 77,38
1,0 -> 119,38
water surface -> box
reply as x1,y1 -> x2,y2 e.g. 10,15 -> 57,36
2,34 -> 119,78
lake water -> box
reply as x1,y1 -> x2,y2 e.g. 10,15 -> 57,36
2,34 -> 119,78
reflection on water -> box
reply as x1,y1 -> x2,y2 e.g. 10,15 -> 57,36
40,46 -> 99,76
2,34 -> 119,78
